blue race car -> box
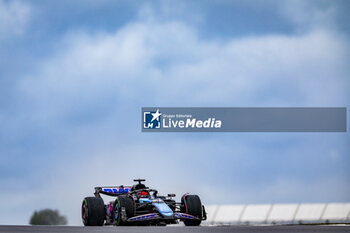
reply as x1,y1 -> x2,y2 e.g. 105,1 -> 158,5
82,179 -> 207,226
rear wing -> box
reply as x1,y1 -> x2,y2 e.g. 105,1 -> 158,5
94,186 -> 132,197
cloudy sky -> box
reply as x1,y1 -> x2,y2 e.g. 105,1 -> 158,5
0,0 -> 349,225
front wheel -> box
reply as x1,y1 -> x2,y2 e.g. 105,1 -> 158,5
181,194 -> 203,226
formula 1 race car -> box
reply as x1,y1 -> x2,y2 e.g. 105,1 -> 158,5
81,179 -> 206,226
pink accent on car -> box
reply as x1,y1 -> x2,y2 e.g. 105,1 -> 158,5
82,204 -> 86,220
183,193 -> 189,213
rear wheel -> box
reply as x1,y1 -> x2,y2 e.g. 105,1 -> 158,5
114,195 -> 135,226
181,194 -> 203,226
82,197 -> 105,226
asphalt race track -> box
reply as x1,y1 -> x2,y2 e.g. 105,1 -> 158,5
0,225 -> 349,233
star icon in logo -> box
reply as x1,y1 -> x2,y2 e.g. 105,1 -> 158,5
151,109 -> 162,122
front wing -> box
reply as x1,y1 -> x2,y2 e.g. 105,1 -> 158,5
127,212 -> 200,222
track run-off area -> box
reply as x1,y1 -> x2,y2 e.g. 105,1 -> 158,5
0,225 -> 349,233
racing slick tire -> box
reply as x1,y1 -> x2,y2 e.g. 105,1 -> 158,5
82,197 -> 105,226
181,194 -> 203,226
114,195 -> 135,226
